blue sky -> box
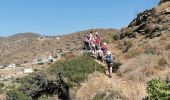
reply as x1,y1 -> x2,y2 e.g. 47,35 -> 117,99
0,0 -> 159,36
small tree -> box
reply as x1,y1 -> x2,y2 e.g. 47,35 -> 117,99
147,79 -> 170,100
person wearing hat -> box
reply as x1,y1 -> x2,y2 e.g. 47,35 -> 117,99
101,42 -> 108,56
105,51 -> 113,78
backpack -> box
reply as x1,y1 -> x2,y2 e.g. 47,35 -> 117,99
106,54 -> 112,63
98,51 -> 102,57
85,36 -> 90,43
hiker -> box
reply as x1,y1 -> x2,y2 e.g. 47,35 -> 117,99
101,42 -> 107,56
82,33 -> 91,50
95,32 -> 101,50
90,34 -> 96,55
105,51 -> 114,78
91,43 -> 96,55
89,34 -> 95,48
96,47 -> 103,62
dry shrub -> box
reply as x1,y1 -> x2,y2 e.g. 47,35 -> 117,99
158,57 -> 168,67
144,45 -> 161,55
165,43 -> 170,50
125,48 -> 142,58
116,40 -> 133,53
142,66 -> 156,77
64,52 -> 76,60
92,90 -> 128,100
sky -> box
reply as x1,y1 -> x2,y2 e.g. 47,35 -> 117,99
0,0 -> 159,37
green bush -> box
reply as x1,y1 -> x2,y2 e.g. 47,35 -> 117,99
10,72 -> 67,100
147,79 -> 170,100
0,82 -> 4,90
50,54 -> 104,87
7,90 -> 32,100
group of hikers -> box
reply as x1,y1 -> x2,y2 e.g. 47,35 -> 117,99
82,31 -> 115,78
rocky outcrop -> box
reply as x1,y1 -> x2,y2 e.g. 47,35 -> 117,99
159,0 -> 170,5
117,2 -> 170,39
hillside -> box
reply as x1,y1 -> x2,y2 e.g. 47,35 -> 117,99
0,29 -> 117,65
0,0 -> 169,100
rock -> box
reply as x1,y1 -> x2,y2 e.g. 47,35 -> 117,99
159,0 -> 170,5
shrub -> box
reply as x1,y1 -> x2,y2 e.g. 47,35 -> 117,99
116,40 -> 133,53
158,57 -> 168,67
122,41 -> 133,53
0,82 -> 4,91
165,43 -> 170,50
113,34 -> 121,41
37,62 -> 44,65
92,92 -> 106,100
7,90 -> 32,100
147,79 -> 170,100
125,49 -> 141,58
50,54 -> 104,87
12,72 -> 70,100
144,46 -> 159,55
92,91 -> 128,100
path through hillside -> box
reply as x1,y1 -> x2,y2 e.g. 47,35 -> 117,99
75,72 -> 147,100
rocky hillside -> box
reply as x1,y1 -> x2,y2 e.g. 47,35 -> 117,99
0,0 -> 169,99
0,29 -> 117,65
117,0 -> 170,39
111,0 -> 170,83
159,0 -> 170,5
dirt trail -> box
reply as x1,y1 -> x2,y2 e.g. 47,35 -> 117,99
75,57 -> 147,100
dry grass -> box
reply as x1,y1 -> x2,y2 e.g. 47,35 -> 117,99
75,72 -> 148,100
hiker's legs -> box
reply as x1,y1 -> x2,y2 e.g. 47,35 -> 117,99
109,66 -> 112,76
100,57 -> 103,62
84,42 -> 90,50
92,46 -> 95,55
97,56 -> 103,62
87,42 -> 90,50
107,63 -> 112,78
84,42 -> 87,50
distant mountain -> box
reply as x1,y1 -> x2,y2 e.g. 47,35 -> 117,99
7,32 -> 41,39
0,29 -> 117,64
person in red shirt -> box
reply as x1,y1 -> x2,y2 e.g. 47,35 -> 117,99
95,32 -> 101,50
